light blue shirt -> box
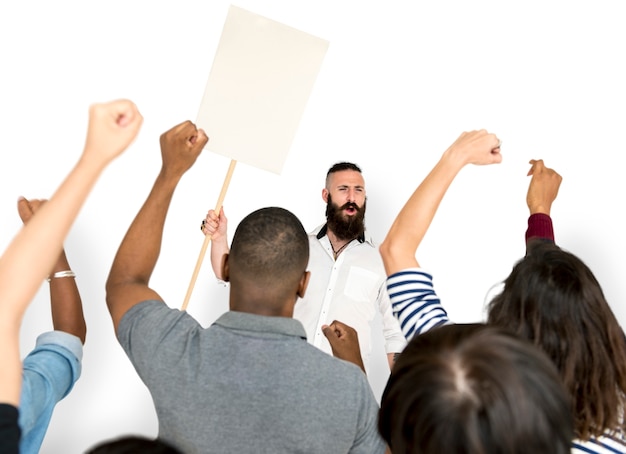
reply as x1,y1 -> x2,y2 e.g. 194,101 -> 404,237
19,331 -> 82,454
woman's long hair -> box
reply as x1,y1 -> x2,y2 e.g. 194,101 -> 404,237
488,240 -> 626,440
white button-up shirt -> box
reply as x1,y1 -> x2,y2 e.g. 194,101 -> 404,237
293,224 -> 407,371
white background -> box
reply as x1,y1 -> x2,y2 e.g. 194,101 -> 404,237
1,1 -> 625,452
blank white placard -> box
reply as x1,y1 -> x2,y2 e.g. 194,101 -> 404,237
196,4 -> 329,174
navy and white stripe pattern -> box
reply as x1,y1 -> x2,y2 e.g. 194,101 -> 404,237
387,269 -> 626,454
386,268 -> 450,342
572,432 -> 626,453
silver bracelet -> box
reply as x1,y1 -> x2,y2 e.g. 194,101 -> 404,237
47,270 -> 76,282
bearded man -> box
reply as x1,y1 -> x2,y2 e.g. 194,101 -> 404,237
293,162 -> 406,371
202,162 -> 405,373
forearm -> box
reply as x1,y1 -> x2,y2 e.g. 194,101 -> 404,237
0,158 -> 101,405
209,236 -> 229,280
49,251 -> 86,344
0,332 -> 21,405
107,169 -> 182,288
0,157 -> 104,324
381,152 -> 465,275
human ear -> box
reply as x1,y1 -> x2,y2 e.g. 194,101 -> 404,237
297,271 -> 310,298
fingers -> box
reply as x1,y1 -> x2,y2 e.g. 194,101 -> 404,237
170,120 -> 195,136
201,210 -> 217,235
200,217 -> 215,235
90,99 -> 143,132
448,129 -> 502,166
84,99 -> 143,165
527,159 -> 544,176
17,196 -> 33,224
109,99 -> 142,128
321,324 -> 338,342
159,120 -> 208,177
323,320 -> 353,340
201,207 -> 228,237
17,197 -> 48,224
162,121 -> 208,151
322,320 -> 365,372
195,128 -> 209,149
201,207 -> 227,236
525,159 -> 562,215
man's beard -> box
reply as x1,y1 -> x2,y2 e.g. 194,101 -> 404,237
325,195 -> 366,241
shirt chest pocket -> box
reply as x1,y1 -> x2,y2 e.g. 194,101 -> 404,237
344,266 -> 380,305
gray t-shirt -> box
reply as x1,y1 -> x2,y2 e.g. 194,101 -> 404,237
118,301 -> 386,454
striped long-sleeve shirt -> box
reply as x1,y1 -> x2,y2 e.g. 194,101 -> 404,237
386,213 -> 626,453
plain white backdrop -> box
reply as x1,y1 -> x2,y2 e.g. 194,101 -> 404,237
1,1 -> 625,452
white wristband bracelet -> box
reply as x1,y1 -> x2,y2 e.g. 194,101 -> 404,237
47,270 -> 76,282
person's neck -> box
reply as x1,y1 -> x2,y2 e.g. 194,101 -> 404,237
229,291 -> 295,317
327,229 -> 354,259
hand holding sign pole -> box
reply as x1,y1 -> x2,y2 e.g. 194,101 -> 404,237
182,5 -> 329,310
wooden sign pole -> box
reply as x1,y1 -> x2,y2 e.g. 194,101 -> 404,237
181,159 -> 237,311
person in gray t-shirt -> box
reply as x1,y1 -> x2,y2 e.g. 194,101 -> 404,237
105,120 -> 386,454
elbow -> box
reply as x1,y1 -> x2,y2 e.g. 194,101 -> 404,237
379,238 -> 415,276
379,239 -> 396,266
379,239 -> 391,261
78,326 -> 87,345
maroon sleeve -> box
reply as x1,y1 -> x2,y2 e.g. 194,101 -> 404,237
525,213 -> 554,243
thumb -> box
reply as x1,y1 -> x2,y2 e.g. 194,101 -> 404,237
322,324 -> 337,342
110,99 -> 139,127
17,196 -> 34,224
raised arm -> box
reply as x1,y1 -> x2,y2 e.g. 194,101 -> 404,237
380,130 -> 502,276
201,207 -> 230,280
379,131 -> 501,341
17,198 -> 86,343
0,99 -> 141,406
106,121 -> 208,332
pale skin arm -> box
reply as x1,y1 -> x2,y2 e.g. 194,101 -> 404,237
18,198 -> 86,343
106,121 -> 208,333
0,99 -> 142,406
201,207 -> 229,280
379,130 -> 502,276
526,159 -> 562,216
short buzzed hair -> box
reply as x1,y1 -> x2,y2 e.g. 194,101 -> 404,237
325,162 -> 362,187
229,207 -> 309,286
326,162 -> 362,177
379,323 -> 573,454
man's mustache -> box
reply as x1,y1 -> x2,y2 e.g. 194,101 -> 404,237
341,202 -> 360,212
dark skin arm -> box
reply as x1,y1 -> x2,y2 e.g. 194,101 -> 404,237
18,198 -> 86,343
322,320 -> 366,374
105,121 -> 208,333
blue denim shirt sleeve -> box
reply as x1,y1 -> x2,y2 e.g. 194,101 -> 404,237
19,331 -> 82,454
